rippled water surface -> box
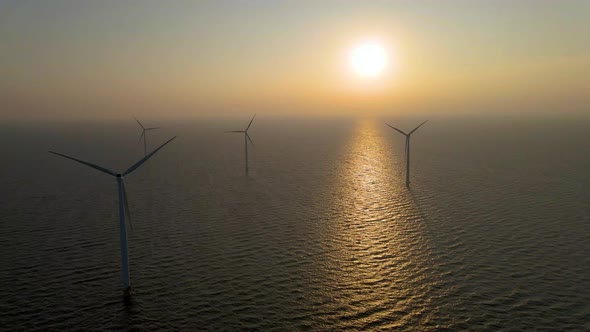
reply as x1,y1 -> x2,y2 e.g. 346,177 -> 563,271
1,116 -> 589,331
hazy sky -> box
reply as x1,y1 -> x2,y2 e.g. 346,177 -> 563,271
1,0 -> 589,119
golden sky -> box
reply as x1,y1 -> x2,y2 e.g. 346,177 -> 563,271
1,1 -> 589,119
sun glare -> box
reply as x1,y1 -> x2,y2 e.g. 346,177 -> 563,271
349,42 -> 388,78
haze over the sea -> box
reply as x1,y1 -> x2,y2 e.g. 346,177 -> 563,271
1,0 -> 589,120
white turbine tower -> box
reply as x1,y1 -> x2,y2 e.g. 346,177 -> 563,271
135,117 -> 161,156
49,136 -> 176,293
226,114 -> 256,175
385,120 -> 428,188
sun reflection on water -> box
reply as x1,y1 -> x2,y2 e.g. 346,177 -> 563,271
317,119 -> 443,330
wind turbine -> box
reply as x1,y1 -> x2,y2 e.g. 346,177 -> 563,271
134,117 -> 161,156
385,120 -> 428,188
226,114 -> 256,175
49,136 -> 176,293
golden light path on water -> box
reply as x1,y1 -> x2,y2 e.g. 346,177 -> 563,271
315,120 -> 447,330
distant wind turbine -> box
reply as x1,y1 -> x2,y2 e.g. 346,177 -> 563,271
49,136 -> 176,293
385,120 -> 428,188
135,117 -> 161,156
226,114 -> 256,175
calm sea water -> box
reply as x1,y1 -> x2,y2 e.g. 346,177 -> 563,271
1,116 -> 589,331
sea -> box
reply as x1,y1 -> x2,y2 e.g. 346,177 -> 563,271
1,115 -> 589,331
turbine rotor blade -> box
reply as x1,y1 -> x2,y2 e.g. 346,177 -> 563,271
225,130 -> 245,133
134,117 -> 145,130
385,123 -> 408,136
137,130 -> 145,145
404,139 -> 408,159
146,127 -> 160,130
121,178 -> 133,232
123,136 -> 177,176
246,133 -> 254,147
409,120 -> 428,134
49,151 -> 116,176
245,113 -> 256,131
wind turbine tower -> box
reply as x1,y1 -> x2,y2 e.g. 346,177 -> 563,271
226,114 -> 256,175
49,136 -> 176,293
135,117 -> 161,156
385,120 -> 428,188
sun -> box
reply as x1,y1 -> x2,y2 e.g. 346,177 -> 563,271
349,42 -> 388,78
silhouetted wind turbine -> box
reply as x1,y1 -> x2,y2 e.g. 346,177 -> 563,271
49,136 -> 176,293
226,114 -> 256,175
135,117 -> 161,156
385,120 -> 428,188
